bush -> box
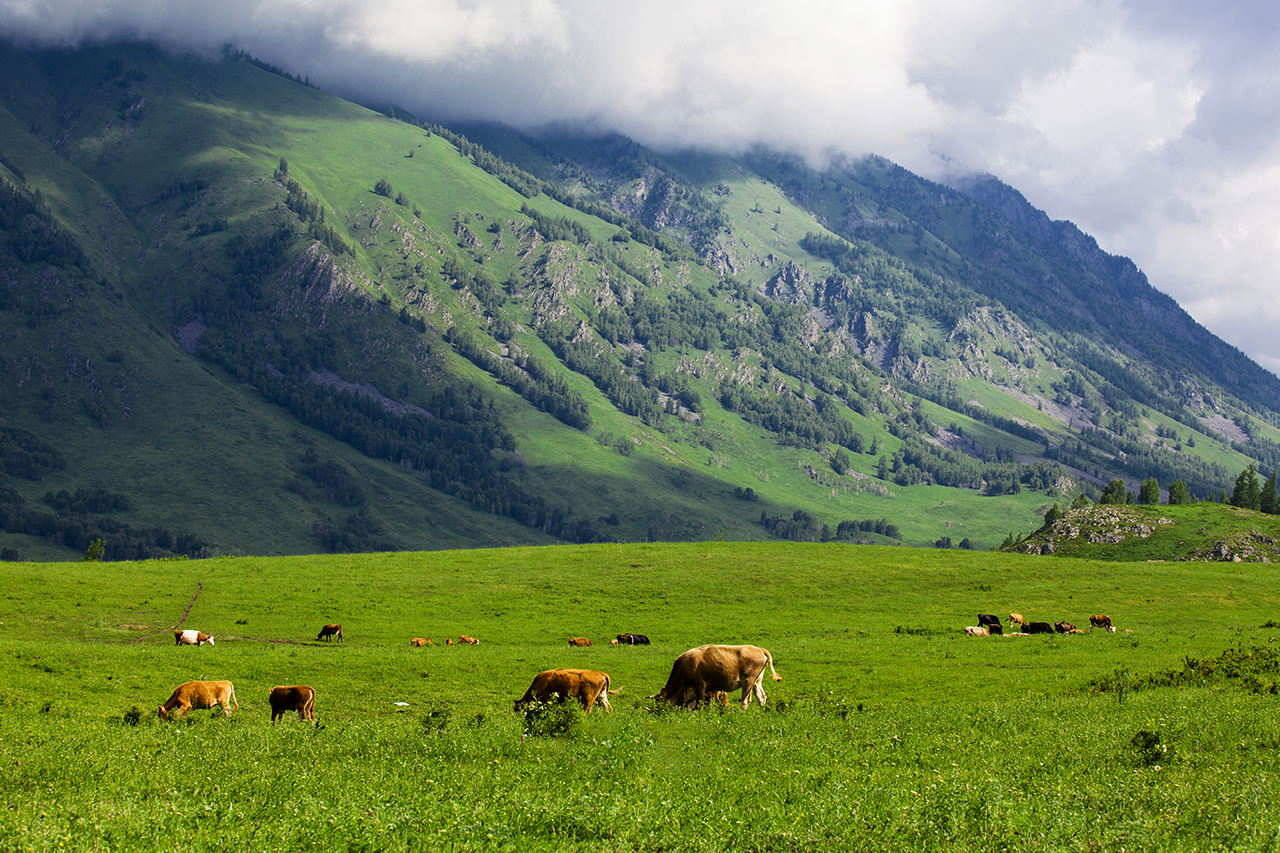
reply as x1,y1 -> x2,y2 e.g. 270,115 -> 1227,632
517,697 -> 583,737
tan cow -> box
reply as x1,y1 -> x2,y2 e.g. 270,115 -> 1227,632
568,637 -> 592,647
653,644 -> 782,709
158,680 -> 238,720
317,624 -> 343,642
410,637 -> 432,647
1008,613 -> 1026,627
1090,614 -> 1116,633
458,635 -> 479,645
964,626 -> 990,636
174,629 -> 214,646
268,685 -> 316,724
513,668 -> 616,714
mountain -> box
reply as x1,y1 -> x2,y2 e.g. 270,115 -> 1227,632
0,40 -> 1275,561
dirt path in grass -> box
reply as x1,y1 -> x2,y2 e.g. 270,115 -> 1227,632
124,582 -> 332,645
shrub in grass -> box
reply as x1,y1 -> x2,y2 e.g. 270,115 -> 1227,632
518,696 -> 583,737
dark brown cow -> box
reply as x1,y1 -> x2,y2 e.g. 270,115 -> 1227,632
458,635 -> 480,645
410,637 -> 431,647
616,633 -> 651,645
653,644 -> 782,709
1024,621 -> 1054,634
513,668 -> 616,714
1054,621 -> 1077,634
317,624 -> 343,642
174,629 -> 214,646
268,685 -> 316,724
568,637 -> 592,647
158,680 -> 238,720
1090,614 -> 1115,633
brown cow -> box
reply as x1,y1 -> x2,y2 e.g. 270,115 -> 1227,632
317,624 -> 343,642
1009,613 -> 1026,627
446,638 -> 455,646
1090,614 -> 1115,633
568,637 -> 592,647
513,668 -> 616,714
653,644 -> 782,709
458,635 -> 479,645
1054,621 -> 1077,634
268,685 -> 316,724
410,637 -> 432,647
174,629 -> 214,646
158,680 -> 238,720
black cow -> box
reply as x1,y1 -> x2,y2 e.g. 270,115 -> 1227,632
1024,621 -> 1054,634
616,633 -> 651,645
977,614 -> 1003,635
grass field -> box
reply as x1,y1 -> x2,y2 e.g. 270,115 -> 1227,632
2,542 -> 1279,850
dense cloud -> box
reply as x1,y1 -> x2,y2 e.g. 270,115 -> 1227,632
3,0 -> 1278,372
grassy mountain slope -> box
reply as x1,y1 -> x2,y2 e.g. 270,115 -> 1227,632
0,41 -> 1273,560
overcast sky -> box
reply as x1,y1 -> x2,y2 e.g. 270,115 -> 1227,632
4,0 -> 1279,374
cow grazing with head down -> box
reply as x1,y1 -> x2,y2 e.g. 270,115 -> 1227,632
174,629 -> 214,646
158,680 -> 237,720
458,635 -> 479,645
1054,621 -> 1077,634
1024,621 -> 1054,634
568,637 -> 592,647
513,668 -> 616,714
268,685 -> 316,724
1090,614 -> 1115,633
1009,613 -> 1026,627
410,637 -> 431,647
317,624 -> 343,642
653,644 -> 782,709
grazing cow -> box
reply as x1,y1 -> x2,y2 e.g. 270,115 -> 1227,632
157,680 -> 237,720
174,629 -> 214,646
568,637 -> 592,647
446,638 -> 455,646
1009,613 -> 1026,627
653,644 -> 782,709
1090,614 -> 1115,633
977,614 -> 1001,629
964,626 -> 990,637
458,635 -> 479,645
317,624 -> 343,642
609,638 -> 619,646
1024,621 -> 1054,634
410,637 -> 431,647
513,668 -> 616,714
1054,621 -> 1077,634
268,685 -> 316,724
616,633 -> 651,645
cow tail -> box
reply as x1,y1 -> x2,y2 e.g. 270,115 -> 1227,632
767,650 -> 783,682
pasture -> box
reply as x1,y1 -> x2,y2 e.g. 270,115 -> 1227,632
1,542 -> 1278,851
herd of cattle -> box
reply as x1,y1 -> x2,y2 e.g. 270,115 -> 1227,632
162,611 -> 1112,723
963,613 -> 1119,637
158,625 -> 781,722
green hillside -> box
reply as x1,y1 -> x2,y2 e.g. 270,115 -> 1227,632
0,41 -> 1276,560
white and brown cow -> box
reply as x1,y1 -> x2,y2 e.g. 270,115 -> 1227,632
174,629 -> 214,646
653,644 -> 782,709
1090,614 -> 1116,633
158,680 -> 237,720
268,685 -> 316,724
513,668 -> 616,714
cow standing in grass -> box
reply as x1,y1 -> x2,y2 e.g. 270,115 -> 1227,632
158,680 -> 237,720
268,685 -> 316,724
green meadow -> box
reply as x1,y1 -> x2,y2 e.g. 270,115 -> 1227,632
2,543 -> 1279,851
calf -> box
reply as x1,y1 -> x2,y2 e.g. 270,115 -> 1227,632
268,685 -> 316,724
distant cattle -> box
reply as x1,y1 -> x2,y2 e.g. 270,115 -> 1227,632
458,635 -> 479,645
1009,612 -> 1026,627
174,629 -> 214,646
1054,621 -> 1077,634
317,624 -> 343,642
410,637 -> 431,647
1023,621 -> 1054,634
964,626 -> 990,637
446,639 -> 455,646
158,680 -> 237,720
568,637 -> 592,647
1090,614 -> 1115,633
616,633 -> 651,645
513,668 -> 616,714
977,614 -> 1001,629
268,685 -> 316,724
653,644 -> 782,709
